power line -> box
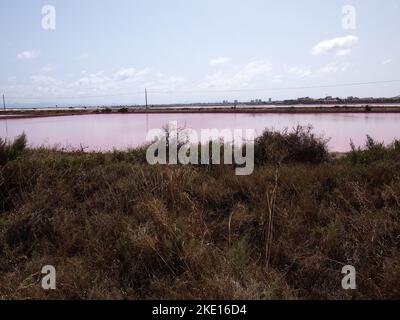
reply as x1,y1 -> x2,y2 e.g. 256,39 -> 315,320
149,79 -> 400,94
5,79 -> 400,101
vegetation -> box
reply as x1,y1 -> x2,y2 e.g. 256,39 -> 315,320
255,126 -> 331,165
0,133 -> 27,166
118,107 -> 129,113
0,130 -> 399,300
99,107 -> 113,113
347,135 -> 400,165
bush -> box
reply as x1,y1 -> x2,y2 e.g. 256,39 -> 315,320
254,125 -> 330,165
347,136 -> 400,165
0,133 -> 27,165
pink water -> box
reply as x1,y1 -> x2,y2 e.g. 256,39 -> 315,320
1,113 -> 400,152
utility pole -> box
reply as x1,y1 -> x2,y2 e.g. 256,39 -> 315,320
145,88 -> 148,109
2,94 -> 5,111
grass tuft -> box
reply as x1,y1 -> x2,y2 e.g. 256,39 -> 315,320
0,133 -> 27,165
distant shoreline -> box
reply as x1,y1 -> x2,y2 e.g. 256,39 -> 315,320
1,105 -> 400,120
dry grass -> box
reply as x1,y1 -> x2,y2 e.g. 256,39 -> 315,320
0,132 -> 399,300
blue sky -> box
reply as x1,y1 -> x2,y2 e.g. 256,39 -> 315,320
1,0 -> 399,106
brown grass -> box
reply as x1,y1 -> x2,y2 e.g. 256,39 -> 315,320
0,133 -> 399,300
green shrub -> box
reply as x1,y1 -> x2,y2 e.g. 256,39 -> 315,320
0,133 -> 27,165
254,125 -> 330,165
118,107 -> 129,113
347,136 -> 400,165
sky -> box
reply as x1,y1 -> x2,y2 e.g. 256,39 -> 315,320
0,0 -> 399,106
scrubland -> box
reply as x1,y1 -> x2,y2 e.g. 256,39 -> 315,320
0,128 -> 399,299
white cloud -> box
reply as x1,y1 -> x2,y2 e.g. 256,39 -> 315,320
288,66 -> 312,78
287,62 -> 350,78
30,75 -> 57,85
150,75 -> 186,91
311,35 -> 359,56
382,59 -> 392,65
11,66 -> 187,101
317,62 -> 350,74
136,69 -> 150,76
114,68 -> 150,81
242,61 -> 272,74
202,60 -> 272,89
17,50 -> 40,60
115,68 -> 137,81
77,72 -> 110,87
230,61 -> 272,85
210,57 -> 231,66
